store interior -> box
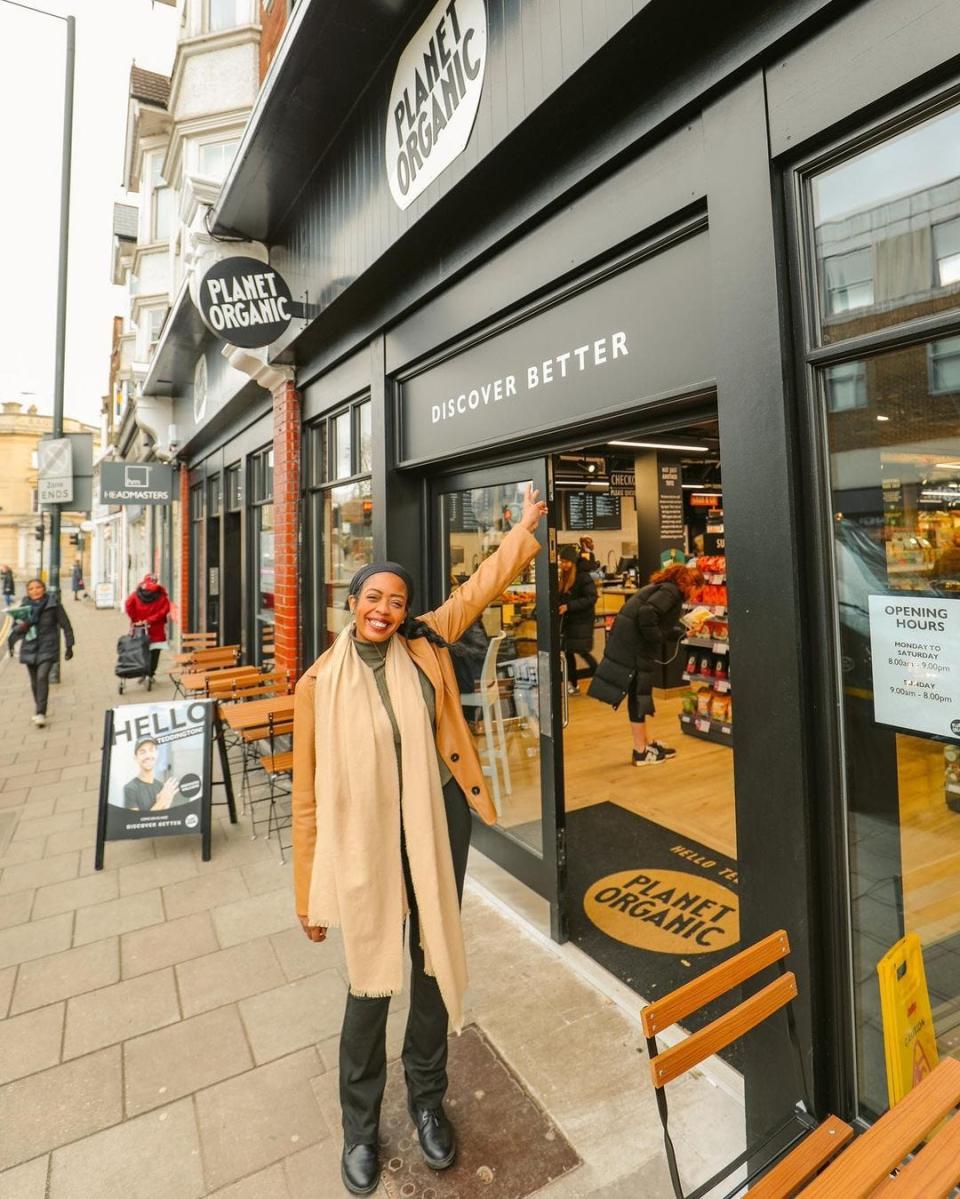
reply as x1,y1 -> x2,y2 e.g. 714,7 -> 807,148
444,417 -> 740,1003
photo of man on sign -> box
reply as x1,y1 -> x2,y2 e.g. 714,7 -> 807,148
121,735 -> 181,813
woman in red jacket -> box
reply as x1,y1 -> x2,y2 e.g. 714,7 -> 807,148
124,574 -> 171,680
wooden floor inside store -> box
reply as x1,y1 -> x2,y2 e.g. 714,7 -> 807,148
476,686 -> 737,861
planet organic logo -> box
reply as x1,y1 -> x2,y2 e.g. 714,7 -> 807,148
584,869 -> 740,955
385,0 -> 487,210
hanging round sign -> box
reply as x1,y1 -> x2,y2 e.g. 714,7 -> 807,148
198,257 -> 295,348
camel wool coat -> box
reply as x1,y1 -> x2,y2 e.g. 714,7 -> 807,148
292,523 -> 541,915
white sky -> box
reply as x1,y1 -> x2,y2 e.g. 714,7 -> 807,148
0,0 -> 178,427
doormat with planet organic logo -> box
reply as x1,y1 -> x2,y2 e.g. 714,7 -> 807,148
566,802 -> 743,1061
379,1024 -> 580,1199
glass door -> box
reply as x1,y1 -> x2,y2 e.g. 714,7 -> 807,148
432,459 -> 565,933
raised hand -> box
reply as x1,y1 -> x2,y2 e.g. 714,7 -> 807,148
520,483 -> 548,532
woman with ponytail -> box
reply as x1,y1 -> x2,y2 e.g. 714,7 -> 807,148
292,485 -> 546,1195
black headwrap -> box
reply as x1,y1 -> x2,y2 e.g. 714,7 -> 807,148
347,562 -> 451,648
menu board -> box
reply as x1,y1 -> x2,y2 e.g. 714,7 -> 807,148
446,491 -> 483,532
565,491 -> 621,531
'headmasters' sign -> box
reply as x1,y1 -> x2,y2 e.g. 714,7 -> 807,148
386,0 -> 487,210
198,257 -> 294,348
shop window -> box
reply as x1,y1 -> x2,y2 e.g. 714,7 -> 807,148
929,335 -> 960,394
823,249 -> 874,317
820,337 -> 960,1119
323,480 -> 373,645
189,483 -> 205,522
198,139 -> 239,183
333,411 -> 352,480
825,360 -> 868,412
250,446 -> 274,504
358,401 -> 372,473
207,474 -> 222,515
811,102 -> 960,344
226,463 -> 243,510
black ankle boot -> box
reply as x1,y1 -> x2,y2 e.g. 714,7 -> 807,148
408,1103 -> 456,1170
341,1143 -> 380,1195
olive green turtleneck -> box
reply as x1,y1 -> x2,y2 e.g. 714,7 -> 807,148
353,635 -> 453,787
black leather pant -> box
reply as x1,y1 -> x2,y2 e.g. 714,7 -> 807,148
338,777 -> 472,1146
27,661 -> 53,715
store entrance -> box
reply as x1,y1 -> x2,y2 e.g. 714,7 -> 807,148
554,417 -> 740,1017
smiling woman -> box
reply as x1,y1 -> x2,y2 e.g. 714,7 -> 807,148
291,483 -> 546,1195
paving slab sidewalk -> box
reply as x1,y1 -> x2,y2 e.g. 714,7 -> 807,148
0,599 -> 744,1197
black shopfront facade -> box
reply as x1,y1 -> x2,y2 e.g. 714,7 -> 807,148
207,0 -> 960,1139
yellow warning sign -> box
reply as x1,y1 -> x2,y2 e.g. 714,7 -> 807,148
877,933 -> 939,1107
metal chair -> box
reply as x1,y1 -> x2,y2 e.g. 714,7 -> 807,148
459,632 -> 511,818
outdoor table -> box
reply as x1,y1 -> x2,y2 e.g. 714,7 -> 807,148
221,693 -> 296,733
179,665 -> 260,694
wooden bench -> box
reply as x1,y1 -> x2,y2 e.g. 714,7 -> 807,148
642,929 -> 853,1198
797,1056 -> 960,1198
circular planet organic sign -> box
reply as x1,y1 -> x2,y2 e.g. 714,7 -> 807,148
584,868 -> 740,955
198,257 -> 294,349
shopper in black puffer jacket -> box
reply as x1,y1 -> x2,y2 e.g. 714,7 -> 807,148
588,562 -> 702,765
7,579 -> 75,728
558,546 -> 597,694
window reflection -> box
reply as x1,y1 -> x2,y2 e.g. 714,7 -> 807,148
823,336 -> 960,1117
324,481 -> 372,646
812,106 -> 960,343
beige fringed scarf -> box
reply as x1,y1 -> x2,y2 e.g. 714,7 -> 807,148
308,624 -> 468,1030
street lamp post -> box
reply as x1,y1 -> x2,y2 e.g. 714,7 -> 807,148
1,1 -> 76,679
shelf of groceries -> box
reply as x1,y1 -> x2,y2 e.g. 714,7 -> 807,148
679,554 -> 733,746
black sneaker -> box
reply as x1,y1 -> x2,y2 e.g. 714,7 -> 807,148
651,741 -> 677,758
633,745 -> 669,766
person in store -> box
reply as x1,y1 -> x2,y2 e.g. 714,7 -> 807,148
121,736 -> 179,813
70,558 -> 85,601
124,573 -> 171,681
578,536 -> 600,571
291,484 -> 546,1197
588,561 -> 703,765
558,545 -> 598,694
1,565 -> 15,607
6,578 -> 75,729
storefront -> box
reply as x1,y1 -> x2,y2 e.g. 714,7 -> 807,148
147,0 -> 960,1140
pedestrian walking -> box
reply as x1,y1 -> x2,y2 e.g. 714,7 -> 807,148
1,565 -> 14,607
71,559 -> 85,601
588,562 -> 703,765
292,484 -> 546,1196
124,574 -> 171,680
6,579 -> 75,728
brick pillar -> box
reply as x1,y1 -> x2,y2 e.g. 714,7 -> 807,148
178,465 -> 190,638
272,378 -> 301,681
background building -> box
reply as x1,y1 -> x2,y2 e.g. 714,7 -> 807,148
0,400 -> 99,588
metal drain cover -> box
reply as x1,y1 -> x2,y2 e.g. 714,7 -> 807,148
380,1024 -> 580,1199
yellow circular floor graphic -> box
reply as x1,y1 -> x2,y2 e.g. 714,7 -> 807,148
584,868 -> 740,954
